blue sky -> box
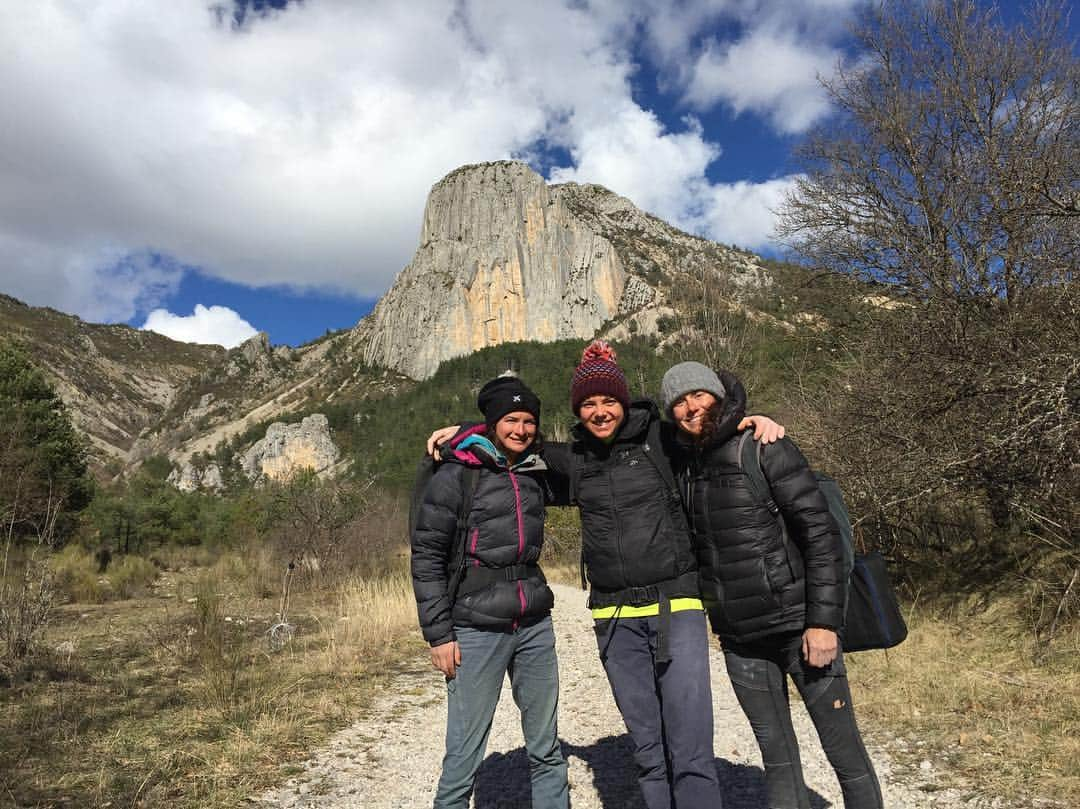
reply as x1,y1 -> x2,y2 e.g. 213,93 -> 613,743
0,0 -> 1057,347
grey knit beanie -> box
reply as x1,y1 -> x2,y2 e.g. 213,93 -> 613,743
661,361 -> 726,417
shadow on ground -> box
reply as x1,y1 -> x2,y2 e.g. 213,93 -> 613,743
472,734 -> 831,808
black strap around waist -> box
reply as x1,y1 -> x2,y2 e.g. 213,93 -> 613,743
457,563 -> 541,595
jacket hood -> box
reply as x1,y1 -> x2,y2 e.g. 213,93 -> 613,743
441,424 -> 546,472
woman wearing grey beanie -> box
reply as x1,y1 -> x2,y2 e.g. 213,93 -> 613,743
662,361 -> 883,809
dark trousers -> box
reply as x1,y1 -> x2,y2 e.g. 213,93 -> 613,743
723,634 -> 882,809
596,609 -> 722,809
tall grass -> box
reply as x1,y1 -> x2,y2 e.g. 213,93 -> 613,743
325,572 -> 416,667
848,596 -> 1080,803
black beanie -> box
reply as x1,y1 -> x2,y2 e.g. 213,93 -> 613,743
477,375 -> 541,428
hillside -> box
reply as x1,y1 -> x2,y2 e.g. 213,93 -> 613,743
0,294 -> 224,471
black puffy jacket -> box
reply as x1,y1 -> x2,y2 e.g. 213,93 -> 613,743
546,400 -> 699,607
410,443 -> 554,646
678,379 -> 845,643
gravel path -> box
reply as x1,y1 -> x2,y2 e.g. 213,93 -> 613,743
257,584 -> 999,808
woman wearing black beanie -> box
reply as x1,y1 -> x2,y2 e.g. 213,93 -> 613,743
411,373 -> 568,809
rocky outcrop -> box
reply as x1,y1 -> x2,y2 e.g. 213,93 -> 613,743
361,161 -> 770,380
167,462 -> 224,493
363,162 -> 630,379
240,414 -> 340,482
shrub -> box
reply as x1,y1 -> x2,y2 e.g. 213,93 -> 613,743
51,545 -> 105,603
51,545 -> 157,603
108,554 -> 157,599
0,555 -> 54,662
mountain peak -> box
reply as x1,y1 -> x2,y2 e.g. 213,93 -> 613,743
359,163 -> 767,380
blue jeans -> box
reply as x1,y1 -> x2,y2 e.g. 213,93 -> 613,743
595,609 -> 722,809
723,633 -> 882,809
434,616 -> 568,809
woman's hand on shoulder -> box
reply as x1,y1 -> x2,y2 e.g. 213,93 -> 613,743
426,426 -> 461,457
738,415 -> 785,443
802,627 -> 838,668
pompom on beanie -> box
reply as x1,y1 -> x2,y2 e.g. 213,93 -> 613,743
660,361 -> 727,418
477,373 -> 541,428
570,340 -> 631,414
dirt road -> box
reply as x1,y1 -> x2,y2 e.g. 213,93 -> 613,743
257,583 -> 1001,808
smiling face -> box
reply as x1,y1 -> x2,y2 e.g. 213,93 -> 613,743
671,390 -> 719,437
493,411 -> 538,462
577,394 -> 626,441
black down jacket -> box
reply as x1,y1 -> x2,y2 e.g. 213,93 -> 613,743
410,447 -> 554,646
678,379 -> 845,643
546,400 -> 699,606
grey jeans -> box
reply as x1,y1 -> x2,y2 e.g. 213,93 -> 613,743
434,616 -> 569,809
723,633 -> 883,809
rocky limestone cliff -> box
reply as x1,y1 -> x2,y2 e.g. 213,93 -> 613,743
240,414 -> 341,482
360,161 -> 769,380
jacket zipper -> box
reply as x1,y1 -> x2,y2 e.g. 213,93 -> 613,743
609,465 -> 628,586
509,470 -> 526,628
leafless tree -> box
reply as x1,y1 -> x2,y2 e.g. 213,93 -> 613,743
777,1 -> 1078,558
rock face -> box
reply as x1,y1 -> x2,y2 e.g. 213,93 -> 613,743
362,162 -> 627,380
240,414 -> 340,482
167,462 -> 224,493
362,161 -> 768,380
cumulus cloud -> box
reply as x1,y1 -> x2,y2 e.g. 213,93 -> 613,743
640,0 -> 863,133
0,1 -> 861,321
142,304 -> 259,348
684,30 -> 839,134
692,176 -> 801,248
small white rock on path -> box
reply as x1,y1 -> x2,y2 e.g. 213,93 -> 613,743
257,584 -> 1002,809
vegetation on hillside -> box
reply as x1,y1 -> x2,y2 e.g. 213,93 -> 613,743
777,0 -> 1078,634
0,341 -> 93,548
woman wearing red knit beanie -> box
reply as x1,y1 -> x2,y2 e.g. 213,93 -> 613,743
550,340 -> 784,808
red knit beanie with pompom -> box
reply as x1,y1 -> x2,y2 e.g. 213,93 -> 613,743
570,340 -> 631,414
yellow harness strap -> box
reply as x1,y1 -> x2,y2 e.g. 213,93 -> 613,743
591,597 -> 704,620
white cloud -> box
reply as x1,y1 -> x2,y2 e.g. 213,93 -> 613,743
684,30 -> 839,134
142,304 -> 259,348
693,176 -> 801,247
640,0 -> 863,133
0,1 -> 860,320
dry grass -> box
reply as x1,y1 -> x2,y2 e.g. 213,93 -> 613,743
846,596 -> 1079,806
43,545 -> 159,604
0,547 -> 424,809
